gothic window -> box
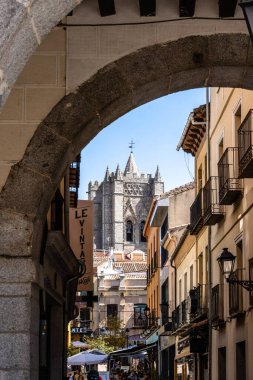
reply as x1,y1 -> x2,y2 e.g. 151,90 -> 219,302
140,221 -> 146,242
126,220 -> 133,242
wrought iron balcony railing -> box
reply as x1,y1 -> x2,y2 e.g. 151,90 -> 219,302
172,305 -> 180,331
147,309 -> 158,329
218,147 -> 242,205
238,109 -> 253,178
229,269 -> 244,317
189,284 -> 208,321
160,303 -> 169,326
171,299 -> 190,333
189,188 -> 204,235
211,284 -> 225,327
203,176 -> 224,225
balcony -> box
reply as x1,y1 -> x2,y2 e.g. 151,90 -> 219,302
211,284 -> 225,328
172,305 -> 180,331
171,299 -> 190,333
229,269 -> 244,317
189,284 -> 208,322
203,177 -> 224,225
218,147 -> 242,205
238,109 -> 253,178
189,188 -> 204,235
147,309 -> 158,329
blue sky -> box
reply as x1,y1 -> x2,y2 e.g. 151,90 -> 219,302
79,88 -> 206,199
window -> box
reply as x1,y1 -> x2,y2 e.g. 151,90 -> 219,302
107,304 -> 118,318
190,265 -> 193,290
161,280 -> 169,325
51,189 -> 64,231
134,304 -> 146,327
236,341 -> 246,380
80,308 -> 90,322
179,279 -> 182,303
218,138 -> 224,161
234,103 -> 241,147
184,272 -> 188,300
126,220 -> 133,242
249,258 -> 253,306
198,164 -> 202,191
140,221 -> 146,242
80,308 -> 91,328
218,347 -> 226,380
198,253 -> 203,284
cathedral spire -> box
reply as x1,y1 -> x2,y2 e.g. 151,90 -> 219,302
154,165 -> 162,181
115,164 -> 123,180
124,153 -> 139,176
104,166 -> 110,181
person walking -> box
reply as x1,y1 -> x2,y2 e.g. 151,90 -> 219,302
87,365 -> 99,380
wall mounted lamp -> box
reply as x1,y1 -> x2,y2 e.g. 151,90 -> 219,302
217,248 -> 253,291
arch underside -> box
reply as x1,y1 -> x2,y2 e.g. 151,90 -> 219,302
1,32 -> 253,256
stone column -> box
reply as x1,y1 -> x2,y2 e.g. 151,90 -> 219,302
0,256 -> 40,380
0,213 -> 40,380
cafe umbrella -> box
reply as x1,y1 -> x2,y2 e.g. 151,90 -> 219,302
67,350 -> 108,365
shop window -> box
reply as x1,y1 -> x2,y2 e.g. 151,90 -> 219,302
140,221 -> 146,242
126,220 -> 133,242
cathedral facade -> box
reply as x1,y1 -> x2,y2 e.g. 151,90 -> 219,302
88,153 -> 164,252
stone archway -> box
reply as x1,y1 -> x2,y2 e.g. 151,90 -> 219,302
1,33 -> 252,245
0,0 -> 81,108
1,32 -> 253,378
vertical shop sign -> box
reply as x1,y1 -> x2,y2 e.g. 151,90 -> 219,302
70,200 -> 94,291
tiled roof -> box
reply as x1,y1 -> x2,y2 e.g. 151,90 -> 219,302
113,262 -> 147,273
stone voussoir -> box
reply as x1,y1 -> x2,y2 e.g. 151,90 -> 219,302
0,210 -> 34,257
0,162 -> 55,220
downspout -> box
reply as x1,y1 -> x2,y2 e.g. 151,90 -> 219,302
170,258 -> 177,311
206,88 -> 212,380
63,260 -> 85,379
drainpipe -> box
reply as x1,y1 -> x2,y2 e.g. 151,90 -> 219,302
63,260 -> 85,379
170,258 -> 177,311
206,87 -> 212,380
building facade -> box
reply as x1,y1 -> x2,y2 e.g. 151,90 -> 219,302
144,183 -> 195,379
93,250 -> 147,344
175,89 -> 253,380
88,153 -> 164,252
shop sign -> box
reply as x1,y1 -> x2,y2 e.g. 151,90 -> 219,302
178,337 -> 190,353
70,200 -> 94,291
71,327 -> 87,334
146,331 -> 158,345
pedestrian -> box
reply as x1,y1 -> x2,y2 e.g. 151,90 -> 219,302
74,370 -> 80,380
87,365 -> 99,380
79,372 -> 84,380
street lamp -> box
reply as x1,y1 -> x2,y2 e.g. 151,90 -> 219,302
217,247 -> 253,291
239,1 -> 253,43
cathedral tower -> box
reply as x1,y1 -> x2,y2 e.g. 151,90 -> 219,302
88,151 -> 164,252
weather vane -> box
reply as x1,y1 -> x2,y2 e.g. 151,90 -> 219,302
129,139 -> 135,153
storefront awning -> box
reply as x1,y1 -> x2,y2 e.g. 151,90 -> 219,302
109,342 -> 157,358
